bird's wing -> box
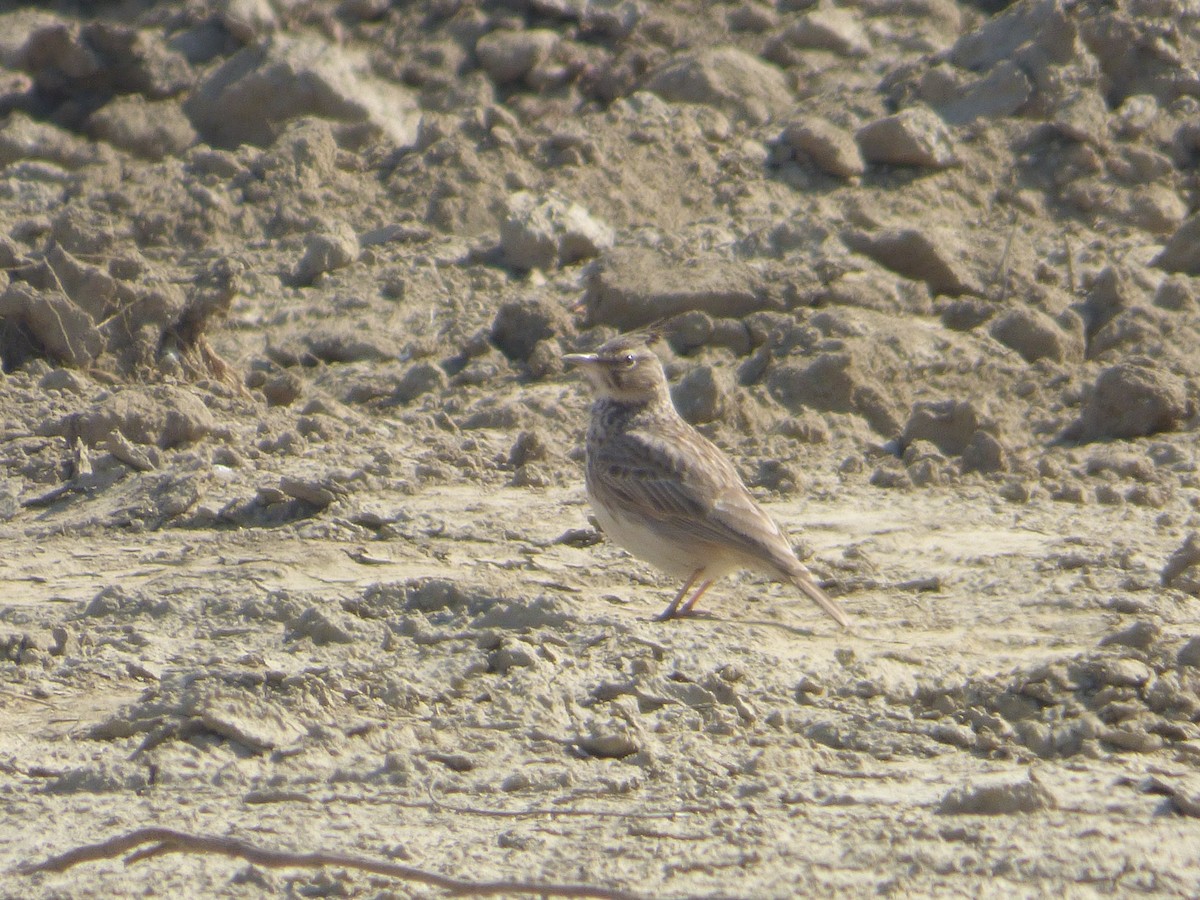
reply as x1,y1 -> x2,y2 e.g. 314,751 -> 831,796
590,427 -> 800,572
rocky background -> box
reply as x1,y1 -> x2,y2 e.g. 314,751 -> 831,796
2,0 -> 1199,895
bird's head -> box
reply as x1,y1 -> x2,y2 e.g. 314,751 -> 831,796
563,335 -> 669,404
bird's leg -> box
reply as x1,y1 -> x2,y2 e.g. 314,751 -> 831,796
656,569 -> 702,621
676,580 -> 714,617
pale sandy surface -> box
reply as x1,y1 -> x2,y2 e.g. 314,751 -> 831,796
2,1 -> 1200,897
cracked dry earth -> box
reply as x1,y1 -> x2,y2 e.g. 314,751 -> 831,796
2,0 -> 1200,897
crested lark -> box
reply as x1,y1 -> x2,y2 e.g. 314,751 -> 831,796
564,335 -> 849,627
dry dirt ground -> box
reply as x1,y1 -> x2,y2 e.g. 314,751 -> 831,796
2,0 -> 1200,897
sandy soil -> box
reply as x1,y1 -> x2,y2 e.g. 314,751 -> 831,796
2,0 -> 1199,896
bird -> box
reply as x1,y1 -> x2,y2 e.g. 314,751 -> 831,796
563,334 -> 849,628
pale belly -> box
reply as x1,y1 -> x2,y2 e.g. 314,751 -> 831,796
587,484 -> 739,581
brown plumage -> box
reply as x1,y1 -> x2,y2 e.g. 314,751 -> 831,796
564,335 -> 849,627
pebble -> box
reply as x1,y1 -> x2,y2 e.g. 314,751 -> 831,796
989,307 -> 1078,363
1178,636 -> 1200,667
777,6 -> 870,58
55,385 -> 215,449
475,28 -> 558,85
843,227 -> 976,296
1161,534 -> 1200,593
902,399 -> 980,456
938,775 -> 1057,815
856,107 -> 958,169
645,46 -> 793,126
670,364 -> 730,425
582,246 -> 769,330
491,297 -> 572,360
939,60 -> 1031,125
960,429 -> 1007,474
1153,214 -> 1200,275
184,34 -> 421,148
85,95 -> 197,160
1073,362 -> 1188,441
0,282 -> 104,367
390,361 -> 448,405
293,224 -> 359,286
499,191 -> 613,271
779,118 -> 865,178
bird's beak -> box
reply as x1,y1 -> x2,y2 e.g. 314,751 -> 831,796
562,353 -> 599,368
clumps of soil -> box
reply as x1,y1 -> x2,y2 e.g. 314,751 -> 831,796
0,240 -> 241,382
914,623 -> 1200,758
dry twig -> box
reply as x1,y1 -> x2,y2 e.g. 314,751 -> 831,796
18,827 -> 645,900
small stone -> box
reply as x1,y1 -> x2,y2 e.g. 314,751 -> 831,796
777,6 -> 870,58
645,46 -> 793,126
526,339 -> 562,379
574,718 -> 641,759
843,227 -> 976,297
85,95 -> 197,160
1100,726 -> 1163,753
508,430 -> 549,468
903,400 -> 980,456
392,361 -> 447,404
1098,620 -> 1160,650
279,476 -> 339,508
1073,362 -> 1188,441
1079,265 -> 1139,336
501,772 -> 532,792
960,429 -> 1006,474
998,478 -> 1032,503
475,28 -> 558,84
0,282 -> 104,368
870,465 -> 911,489
39,368 -> 89,394
583,246 -> 770,330
939,60 -> 1032,125
938,775 -> 1056,815
293,225 -> 358,286
184,34 -> 421,149
779,118 -> 864,177
727,2 -> 778,32
63,385 -> 214,449
856,106 -> 958,169
499,191 -> 613,271
491,297 -> 571,361
105,430 -> 158,472
767,352 -> 901,435
1178,636 -> 1200,667
50,625 -> 71,656
939,297 -> 997,331
45,244 -> 117,321
1154,275 -> 1199,311
261,371 -> 303,407
1113,94 -> 1158,138
948,0 -> 1075,73
665,310 -> 715,354
1045,86 -> 1107,144
0,112 -> 110,169
338,0 -> 391,21
1153,214 -> 1200,275
671,365 -> 730,425
989,307 -> 1076,363
1162,533 -> 1200,593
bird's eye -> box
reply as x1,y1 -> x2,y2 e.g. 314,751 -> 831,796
622,354 -> 637,368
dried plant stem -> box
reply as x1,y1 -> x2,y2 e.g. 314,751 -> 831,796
18,826 -> 645,900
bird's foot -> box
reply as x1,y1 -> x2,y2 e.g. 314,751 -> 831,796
652,606 -> 712,622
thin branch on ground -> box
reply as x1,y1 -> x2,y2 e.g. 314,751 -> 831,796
17,826 -> 645,900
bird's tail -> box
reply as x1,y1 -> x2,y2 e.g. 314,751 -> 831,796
788,566 -> 850,629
